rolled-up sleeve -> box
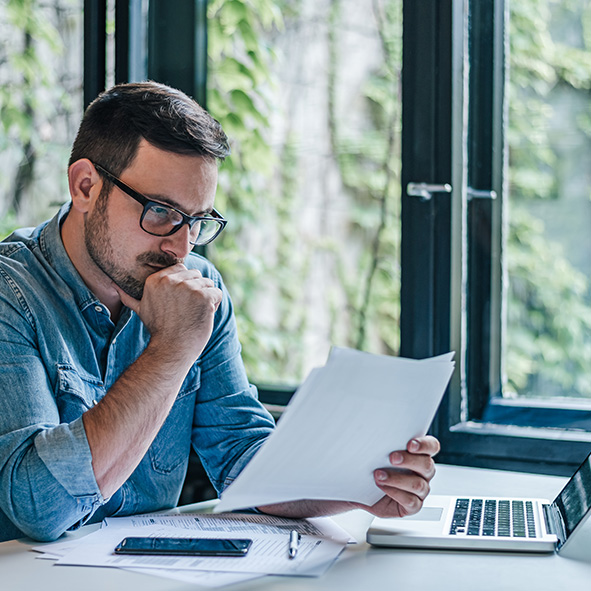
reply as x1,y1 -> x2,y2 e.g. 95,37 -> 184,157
0,298 -> 104,542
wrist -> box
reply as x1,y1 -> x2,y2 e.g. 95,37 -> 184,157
144,336 -> 198,372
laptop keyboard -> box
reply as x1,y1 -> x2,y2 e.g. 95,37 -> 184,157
449,498 -> 538,538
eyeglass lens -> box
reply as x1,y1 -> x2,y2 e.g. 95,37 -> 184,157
142,203 -> 221,245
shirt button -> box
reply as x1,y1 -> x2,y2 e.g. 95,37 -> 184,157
93,399 -> 98,406
112,338 -> 117,345
94,305 -> 103,313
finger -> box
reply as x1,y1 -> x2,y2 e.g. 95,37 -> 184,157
407,435 -> 440,456
143,269 -> 221,314
196,285 -> 223,311
374,468 -> 431,500
182,275 -> 217,290
352,492 -> 424,519
113,283 -> 141,314
144,270 -> 216,296
389,450 -> 437,480
177,276 -> 221,302
155,262 -> 190,275
370,485 -> 426,517
150,267 -> 206,285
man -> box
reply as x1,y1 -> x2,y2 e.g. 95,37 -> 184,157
0,82 -> 440,542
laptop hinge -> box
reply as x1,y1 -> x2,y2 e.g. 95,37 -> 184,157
543,503 -> 567,549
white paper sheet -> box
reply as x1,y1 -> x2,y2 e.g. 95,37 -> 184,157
33,533 -> 263,587
101,511 -> 353,544
216,347 -> 455,512
48,512 -> 348,577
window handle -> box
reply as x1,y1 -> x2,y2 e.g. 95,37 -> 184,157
406,182 -> 452,201
467,187 -> 497,200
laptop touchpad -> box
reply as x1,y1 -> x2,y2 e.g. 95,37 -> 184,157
401,507 -> 444,521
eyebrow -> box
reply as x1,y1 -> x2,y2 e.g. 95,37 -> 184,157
143,192 -> 213,218
97,163 -> 214,218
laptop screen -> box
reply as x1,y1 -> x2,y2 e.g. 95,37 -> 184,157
553,452 -> 591,538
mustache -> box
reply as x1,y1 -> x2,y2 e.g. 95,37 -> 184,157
136,252 -> 183,268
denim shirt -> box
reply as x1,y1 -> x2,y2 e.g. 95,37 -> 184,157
0,205 -> 275,542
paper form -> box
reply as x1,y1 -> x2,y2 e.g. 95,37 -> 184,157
35,539 -> 261,587
33,531 -> 263,587
47,512 -> 348,577
102,511 -> 353,543
216,347 -> 455,512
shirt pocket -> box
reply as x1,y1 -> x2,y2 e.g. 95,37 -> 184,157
148,368 -> 200,475
55,365 -> 105,423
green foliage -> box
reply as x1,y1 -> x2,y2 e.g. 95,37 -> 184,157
207,0 -> 403,383
0,0 -> 72,217
207,0 -> 288,382
506,0 -> 591,397
507,208 -> 591,396
328,0 -> 402,353
210,0 -> 591,398
1,0 -> 589,401
508,1 -> 557,201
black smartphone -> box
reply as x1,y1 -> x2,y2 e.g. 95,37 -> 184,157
113,537 -> 253,557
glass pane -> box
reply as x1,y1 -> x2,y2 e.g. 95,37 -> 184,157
506,0 -> 591,400
208,0 -> 403,385
0,0 -> 83,233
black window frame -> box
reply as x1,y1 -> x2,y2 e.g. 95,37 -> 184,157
406,0 -> 591,477
83,0 -> 207,107
85,0 -> 591,477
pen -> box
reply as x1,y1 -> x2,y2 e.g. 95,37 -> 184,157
288,530 -> 301,559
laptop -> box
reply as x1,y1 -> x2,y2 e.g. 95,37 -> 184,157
367,451 -> 591,553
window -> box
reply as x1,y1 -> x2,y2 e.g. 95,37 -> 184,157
208,0 -> 591,474
0,0 -> 83,231
207,0 -> 404,391
502,0 -> 591,412
430,0 -> 591,475
6,0 -> 591,477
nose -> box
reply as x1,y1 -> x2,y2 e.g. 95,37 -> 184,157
159,223 -> 193,260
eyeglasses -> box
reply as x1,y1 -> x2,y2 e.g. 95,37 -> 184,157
93,163 -> 227,246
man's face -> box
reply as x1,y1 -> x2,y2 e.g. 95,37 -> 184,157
84,140 -> 219,300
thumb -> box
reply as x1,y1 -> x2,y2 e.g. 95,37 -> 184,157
113,283 -> 141,314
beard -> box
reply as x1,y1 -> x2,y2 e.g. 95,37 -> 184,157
84,191 -> 180,300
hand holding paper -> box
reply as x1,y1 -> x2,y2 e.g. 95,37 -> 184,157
216,347 -> 455,513
360,433 -> 441,517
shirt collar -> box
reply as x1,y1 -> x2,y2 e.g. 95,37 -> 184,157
38,203 -> 101,312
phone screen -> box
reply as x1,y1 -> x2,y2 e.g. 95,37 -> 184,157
114,537 -> 253,556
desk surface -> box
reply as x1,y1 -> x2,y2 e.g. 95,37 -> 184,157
3,464 -> 591,591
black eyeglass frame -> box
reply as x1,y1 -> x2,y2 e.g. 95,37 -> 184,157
92,162 -> 227,246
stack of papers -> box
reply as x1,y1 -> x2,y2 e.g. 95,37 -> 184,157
217,347 -> 455,512
33,510 -> 352,587
32,347 -> 454,586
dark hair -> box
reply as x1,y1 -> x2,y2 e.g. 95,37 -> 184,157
68,81 -> 230,175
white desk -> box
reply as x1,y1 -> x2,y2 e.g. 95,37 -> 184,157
3,464 -> 591,591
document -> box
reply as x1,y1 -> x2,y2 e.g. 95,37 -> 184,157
101,510 -> 353,545
216,347 -> 455,513
47,511 -> 350,577
34,531 -> 263,587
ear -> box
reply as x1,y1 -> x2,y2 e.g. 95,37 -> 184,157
68,159 -> 103,214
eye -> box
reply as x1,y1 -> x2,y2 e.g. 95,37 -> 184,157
144,203 -> 180,230
148,204 -> 172,220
